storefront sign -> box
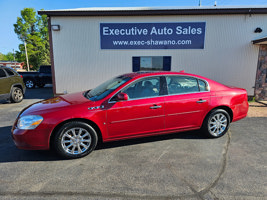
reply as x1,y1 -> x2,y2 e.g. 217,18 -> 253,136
100,22 -> 206,49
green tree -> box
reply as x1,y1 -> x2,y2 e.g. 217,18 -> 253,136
0,52 -> 14,61
14,8 -> 50,70
0,52 -> 6,60
5,52 -> 14,61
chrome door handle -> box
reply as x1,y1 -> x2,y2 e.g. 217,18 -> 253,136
197,99 -> 207,103
150,105 -> 162,109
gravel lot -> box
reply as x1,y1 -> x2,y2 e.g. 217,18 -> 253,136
0,87 -> 266,200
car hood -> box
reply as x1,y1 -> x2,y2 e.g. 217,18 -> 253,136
20,91 -> 94,116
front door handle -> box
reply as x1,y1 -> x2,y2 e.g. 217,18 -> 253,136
197,99 -> 207,103
150,105 -> 162,109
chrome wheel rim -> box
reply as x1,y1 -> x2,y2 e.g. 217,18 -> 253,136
26,80 -> 33,88
208,113 -> 228,136
61,127 -> 91,155
13,89 -> 23,101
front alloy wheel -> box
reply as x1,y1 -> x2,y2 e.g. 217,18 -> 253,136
54,121 -> 98,159
202,109 -> 230,138
61,127 -> 92,155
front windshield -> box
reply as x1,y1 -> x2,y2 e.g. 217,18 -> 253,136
85,76 -> 131,101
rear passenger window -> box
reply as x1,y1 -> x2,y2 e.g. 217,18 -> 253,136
0,69 -> 6,78
166,76 -> 199,95
198,80 -> 208,91
5,68 -> 15,76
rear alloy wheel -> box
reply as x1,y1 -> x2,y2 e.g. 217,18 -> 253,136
25,79 -> 35,89
202,109 -> 230,138
10,87 -> 23,103
54,121 -> 98,159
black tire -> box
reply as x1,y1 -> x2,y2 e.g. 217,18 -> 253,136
53,121 -> 98,159
202,109 -> 230,138
25,79 -> 35,89
10,87 -> 23,103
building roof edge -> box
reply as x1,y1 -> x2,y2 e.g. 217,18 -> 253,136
38,6 -> 267,16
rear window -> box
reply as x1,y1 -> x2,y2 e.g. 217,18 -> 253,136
0,69 -> 6,78
4,68 -> 15,76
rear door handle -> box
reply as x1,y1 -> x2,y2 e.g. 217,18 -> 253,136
196,99 -> 207,103
150,105 -> 162,109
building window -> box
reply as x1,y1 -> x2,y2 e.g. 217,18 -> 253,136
132,56 -> 171,72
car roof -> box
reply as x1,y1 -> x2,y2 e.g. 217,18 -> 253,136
121,71 -> 207,80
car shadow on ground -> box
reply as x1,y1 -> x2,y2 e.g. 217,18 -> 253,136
96,130 -> 207,150
0,125 -> 209,163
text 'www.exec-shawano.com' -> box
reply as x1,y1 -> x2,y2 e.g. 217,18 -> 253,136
112,39 -> 192,46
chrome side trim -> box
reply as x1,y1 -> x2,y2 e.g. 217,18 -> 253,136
167,110 -> 201,116
110,114 -> 165,124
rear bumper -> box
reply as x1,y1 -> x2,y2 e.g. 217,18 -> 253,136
232,113 -> 247,122
232,101 -> 249,122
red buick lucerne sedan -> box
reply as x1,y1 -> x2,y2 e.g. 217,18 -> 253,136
12,71 -> 248,159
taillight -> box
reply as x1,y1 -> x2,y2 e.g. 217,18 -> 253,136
20,75 -> 23,78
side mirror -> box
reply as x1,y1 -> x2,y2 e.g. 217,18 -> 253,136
117,92 -> 129,101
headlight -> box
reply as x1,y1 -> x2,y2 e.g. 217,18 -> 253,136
17,115 -> 43,130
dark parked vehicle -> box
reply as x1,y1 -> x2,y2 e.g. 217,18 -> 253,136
0,66 -> 25,103
19,65 -> 52,89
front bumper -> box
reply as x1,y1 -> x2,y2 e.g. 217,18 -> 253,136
12,126 -> 50,150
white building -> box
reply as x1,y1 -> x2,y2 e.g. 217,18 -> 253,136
39,6 -> 267,100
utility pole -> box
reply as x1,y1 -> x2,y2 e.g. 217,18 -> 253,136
24,40 -> 30,71
12,49 -> 15,70
20,34 -> 30,71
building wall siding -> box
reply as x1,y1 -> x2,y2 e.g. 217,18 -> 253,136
51,14 -> 267,95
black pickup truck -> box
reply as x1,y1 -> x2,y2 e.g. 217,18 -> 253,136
19,65 -> 52,89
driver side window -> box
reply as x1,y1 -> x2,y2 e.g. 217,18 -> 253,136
122,77 -> 160,99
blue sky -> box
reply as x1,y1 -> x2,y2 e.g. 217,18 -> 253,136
1,0 -> 267,55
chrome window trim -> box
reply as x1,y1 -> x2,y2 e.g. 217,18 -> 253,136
165,75 -> 210,95
108,74 -> 210,104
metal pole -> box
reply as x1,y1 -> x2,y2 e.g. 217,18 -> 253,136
199,0 -> 201,6
24,40 -> 30,71
13,49 -> 15,70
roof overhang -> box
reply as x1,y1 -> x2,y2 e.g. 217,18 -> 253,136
252,36 -> 267,45
38,6 -> 267,17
